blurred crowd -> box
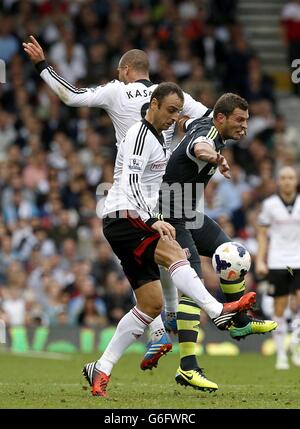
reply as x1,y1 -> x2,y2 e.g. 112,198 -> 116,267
0,0 -> 299,328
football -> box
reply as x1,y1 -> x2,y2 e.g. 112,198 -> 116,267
212,242 -> 251,281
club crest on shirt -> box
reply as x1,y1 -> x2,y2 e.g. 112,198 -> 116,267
128,157 -> 144,172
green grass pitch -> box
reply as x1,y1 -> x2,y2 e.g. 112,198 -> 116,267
0,351 -> 299,409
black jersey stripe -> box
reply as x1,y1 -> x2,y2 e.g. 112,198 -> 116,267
129,173 -> 151,215
133,124 -> 146,155
134,124 -> 148,156
129,174 -> 142,209
132,174 -> 152,214
203,108 -> 213,117
48,66 -> 88,93
133,174 -> 152,214
47,67 -> 88,94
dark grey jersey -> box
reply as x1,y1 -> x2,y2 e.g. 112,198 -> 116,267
160,117 -> 225,222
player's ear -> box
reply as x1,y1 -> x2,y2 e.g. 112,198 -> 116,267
151,97 -> 159,110
216,112 -> 226,124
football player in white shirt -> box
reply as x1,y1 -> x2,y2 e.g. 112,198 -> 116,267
22,36 -> 211,366
256,166 -> 300,369
23,36 -> 210,149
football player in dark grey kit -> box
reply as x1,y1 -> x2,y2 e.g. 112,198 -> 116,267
150,93 -> 277,389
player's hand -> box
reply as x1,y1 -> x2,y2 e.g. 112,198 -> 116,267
151,220 -> 176,240
255,260 -> 268,278
177,115 -> 190,133
22,35 -> 45,64
216,153 -> 231,179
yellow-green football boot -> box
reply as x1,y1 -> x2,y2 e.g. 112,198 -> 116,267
175,367 -> 218,392
229,319 -> 277,341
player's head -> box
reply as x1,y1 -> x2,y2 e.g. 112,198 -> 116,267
278,166 -> 298,195
213,93 -> 249,140
148,82 -> 184,132
117,49 -> 149,83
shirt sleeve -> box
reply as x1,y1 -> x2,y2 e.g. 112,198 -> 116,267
120,125 -> 153,219
36,60 -> 120,109
257,200 -> 271,226
188,135 -> 216,158
184,119 -> 216,155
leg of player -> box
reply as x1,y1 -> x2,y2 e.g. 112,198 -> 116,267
83,234 -> 255,396
167,231 -> 203,377
83,279 -> 165,396
153,238 -> 256,392
291,290 -> 300,367
159,265 -> 178,334
146,312 -> 173,367
191,219 -> 277,340
273,294 -> 290,370
141,235 -> 257,375
216,256 -> 277,339
158,267 -> 202,374
155,239 -> 255,322
140,267 -> 177,371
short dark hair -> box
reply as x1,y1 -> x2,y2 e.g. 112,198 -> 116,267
213,93 -> 248,119
150,82 -> 184,106
119,49 -> 149,72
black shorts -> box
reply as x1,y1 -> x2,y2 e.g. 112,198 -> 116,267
103,211 -> 160,290
268,269 -> 300,297
166,215 -> 231,277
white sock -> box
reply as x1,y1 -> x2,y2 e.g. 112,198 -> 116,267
169,260 -> 223,319
149,314 -> 167,341
273,316 -> 288,359
159,265 -> 178,313
96,306 -> 153,375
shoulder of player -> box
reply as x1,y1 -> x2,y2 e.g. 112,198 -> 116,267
188,119 -> 218,144
126,120 -> 144,134
262,194 -> 280,206
187,117 -> 214,134
124,81 -> 155,91
125,120 -> 151,140
93,79 -> 123,92
126,120 -> 161,148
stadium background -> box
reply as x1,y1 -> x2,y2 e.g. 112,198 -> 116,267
0,0 -> 299,355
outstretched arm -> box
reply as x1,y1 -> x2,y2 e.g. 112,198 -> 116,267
22,35 -> 119,109
194,142 -> 231,179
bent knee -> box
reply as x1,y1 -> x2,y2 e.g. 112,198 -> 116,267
155,239 -> 187,267
139,301 -> 163,319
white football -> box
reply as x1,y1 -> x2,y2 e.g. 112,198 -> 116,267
212,242 -> 251,281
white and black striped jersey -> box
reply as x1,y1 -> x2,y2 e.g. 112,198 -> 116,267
257,194 -> 300,269
35,60 -> 210,148
160,117 -> 225,221
103,119 -> 169,223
